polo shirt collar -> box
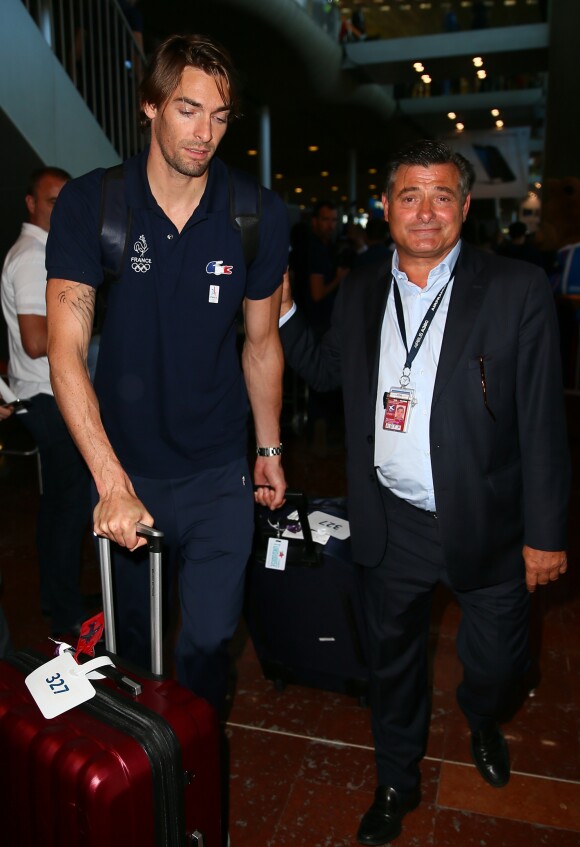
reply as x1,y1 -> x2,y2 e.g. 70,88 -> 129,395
125,146 -> 229,217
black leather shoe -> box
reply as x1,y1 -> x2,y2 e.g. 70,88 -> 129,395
357,785 -> 421,845
471,725 -> 510,788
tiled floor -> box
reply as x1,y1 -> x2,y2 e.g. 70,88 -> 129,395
1,399 -> 579,846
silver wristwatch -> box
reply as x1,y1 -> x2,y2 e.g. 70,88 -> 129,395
256,443 -> 283,457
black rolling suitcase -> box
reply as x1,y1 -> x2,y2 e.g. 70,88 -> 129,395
244,491 -> 369,703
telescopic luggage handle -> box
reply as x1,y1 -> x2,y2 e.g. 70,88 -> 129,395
97,523 -> 165,676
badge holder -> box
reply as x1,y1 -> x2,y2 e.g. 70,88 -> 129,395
383,367 -> 416,433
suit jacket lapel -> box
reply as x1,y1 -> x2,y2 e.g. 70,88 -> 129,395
432,244 -> 489,407
365,258 -> 392,391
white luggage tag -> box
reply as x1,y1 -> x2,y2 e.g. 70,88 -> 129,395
265,536 -> 289,571
307,511 -> 350,540
25,652 -> 115,719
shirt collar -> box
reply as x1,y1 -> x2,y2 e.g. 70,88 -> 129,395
21,222 -> 48,245
391,239 -> 462,292
126,146 -> 228,217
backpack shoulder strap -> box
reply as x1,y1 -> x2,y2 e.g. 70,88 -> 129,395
228,168 -> 262,267
99,164 -> 132,282
99,164 -> 260,275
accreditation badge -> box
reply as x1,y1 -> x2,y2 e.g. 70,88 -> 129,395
383,387 -> 415,433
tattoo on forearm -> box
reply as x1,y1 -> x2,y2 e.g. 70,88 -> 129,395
58,285 -> 95,345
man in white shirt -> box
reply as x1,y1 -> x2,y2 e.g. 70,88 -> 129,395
1,167 -> 90,638
279,140 -> 570,845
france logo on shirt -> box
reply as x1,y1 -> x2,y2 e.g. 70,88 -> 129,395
206,260 -> 233,276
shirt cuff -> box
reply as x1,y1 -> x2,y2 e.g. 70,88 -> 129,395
279,302 -> 297,328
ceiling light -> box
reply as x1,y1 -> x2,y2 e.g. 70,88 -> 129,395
413,62 -> 424,72
504,0 -> 516,5
491,109 -> 500,117
477,70 -> 487,79
380,4 -> 391,9
473,57 -> 484,67
447,112 -> 456,120
421,74 -> 432,84
369,184 -> 377,190
534,182 -> 542,189
456,123 -> 465,132
247,149 -> 258,156
294,187 -> 303,194
331,185 -> 339,192
321,171 -> 329,177
274,173 -> 283,180
495,120 -> 504,128
368,168 -> 378,174
419,3 -> 432,9
308,145 -> 319,152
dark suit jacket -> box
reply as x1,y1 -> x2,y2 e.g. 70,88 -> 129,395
280,242 -> 571,589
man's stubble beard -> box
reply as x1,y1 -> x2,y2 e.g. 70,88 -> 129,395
156,132 -> 215,179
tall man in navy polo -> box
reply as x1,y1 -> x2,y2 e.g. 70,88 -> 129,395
45,35 -> 289,716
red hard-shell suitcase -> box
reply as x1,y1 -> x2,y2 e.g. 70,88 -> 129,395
0,524 -> 220,847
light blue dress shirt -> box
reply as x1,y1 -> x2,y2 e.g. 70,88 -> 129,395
374,240 -> 462,512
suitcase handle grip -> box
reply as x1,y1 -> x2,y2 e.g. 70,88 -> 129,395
97,523 -> 165,677
256,488 -> 319,566
282,490 -> 318,564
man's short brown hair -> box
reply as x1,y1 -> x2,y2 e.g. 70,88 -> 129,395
139,33 -> 241,128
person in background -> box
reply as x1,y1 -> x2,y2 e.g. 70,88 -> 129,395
288,201 -> 348,456
495,221 -> 544,267
1,167 -> 91,639
353,218 -> 392,269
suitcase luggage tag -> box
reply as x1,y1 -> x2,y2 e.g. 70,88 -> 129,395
265,529 -> 289,571
25,652 -> 115,720
256,490 -> 321,569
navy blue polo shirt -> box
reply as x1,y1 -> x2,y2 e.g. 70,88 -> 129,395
46,149 -> 289,478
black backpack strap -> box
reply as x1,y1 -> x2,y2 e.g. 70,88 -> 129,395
99,164 -> 132,283
229,168 -> 261,267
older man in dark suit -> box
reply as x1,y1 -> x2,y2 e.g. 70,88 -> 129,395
279,140 -> 570,846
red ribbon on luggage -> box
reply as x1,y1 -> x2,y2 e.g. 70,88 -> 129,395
74,612 -> 105,660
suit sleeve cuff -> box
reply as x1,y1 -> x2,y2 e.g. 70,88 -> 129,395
278,302 -> 297,328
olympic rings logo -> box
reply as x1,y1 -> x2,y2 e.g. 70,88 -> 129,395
131,258 -> 151,273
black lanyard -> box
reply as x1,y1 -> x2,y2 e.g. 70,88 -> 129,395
392,261 -> 458,385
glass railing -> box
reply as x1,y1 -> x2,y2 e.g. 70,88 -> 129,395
21,0 -> 146,160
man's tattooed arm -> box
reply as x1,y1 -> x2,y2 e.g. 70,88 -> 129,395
55,282 -> 96,354
46,278 -> 154,548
